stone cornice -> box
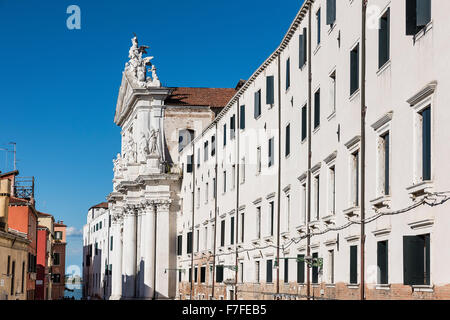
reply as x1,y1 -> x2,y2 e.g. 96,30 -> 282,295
324,151 -> 338,165
407,81 -> 437,106
345,135 -> 361,150
371,111 -> 393,131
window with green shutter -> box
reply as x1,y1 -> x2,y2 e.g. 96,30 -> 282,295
379,8 -> 390,69
299,28 -> 307,68
254,90 -> 261,119
266,76 -> 274,105
230,216 -> 235,245
406,0 -> 431,36
297,254 -> 305,283
266,260 -> 273,283
350,245 -> 358,284
314,89 -> 321,129
285,124 -> 291,157
350,44 -> 359,96
421,107 -> 431,181
326,0 -> 336,26
187,232 -> 193,254
286,58 -> 291,90
240,105 -> 246,130
312,252 -> 319,284
403,234 -> 430,285
377,241 -> 389,285
301,105 -> 307,141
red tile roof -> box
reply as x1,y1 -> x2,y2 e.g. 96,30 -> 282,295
90,202 -> 109,210
165,87 -> 236,108
9,197 -> 30,205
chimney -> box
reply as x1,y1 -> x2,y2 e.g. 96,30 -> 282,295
0,179 -> 11,231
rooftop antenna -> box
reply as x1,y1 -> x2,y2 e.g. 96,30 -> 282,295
8,142 -> 16,171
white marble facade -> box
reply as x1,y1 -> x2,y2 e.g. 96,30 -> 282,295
107,36 -> 179,300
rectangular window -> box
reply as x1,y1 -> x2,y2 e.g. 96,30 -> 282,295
240,211 -> 245,243
189,268 -> 192,283
297,254 -> 305,283
421,107 -> 431,181
286,58 -> 291,90
21,262 -> 25,293
266,260 -> 273,283
211,135 -> 216,156
268,138 -> 274,167
299,28 -> 307,68
187,232 -> 193,254
197,149 -> 200,168
10,261 -> 15,296
205,182 -> 209,204
216,265 -> 224,283
269,201 -> 275,237
406,0 -> 431,36
223,124 -> 227,146
329,250 -> 335,284
316,8 -> 321,45
213,178 -> 216,199
196,229 -> 200,252
314,175 -> 320,220
329,166 -> 336,215
314,89 -> 321,129
200,266 -> 206,283
266,76 -> 274,105
239,262 -> 244,283
53,253 -> 60,266
312,252 -> 319,284
257,147 -> 262,174
220,220 -> 225,247
240,105 -> 246,130
255,261 -> 260,283
382,133 -> 390,195
379,8 -> 390,68
350,44 -> 360,96
230,114 -> 236,140
223,171 -> 227,193
230,217 -> 235,245
329,71 -> 336,114
256,206 -> 261,239
285,124 -> 291,157
284,259 -> 289,283
177,235 -> 183,256
301,105 -> 307,141
378,241 -> 389,285
232,165 -> 236,190
403,234 -> 430,285
187,155 -> 193,173
350,245 -> 358,284
194,266 -> 198,283
240,157 -> 246,184
254,90 -> 262,119
351,150 -> 360,207
204,226 -> 208,251
204,141 -> 209,162
326,0 -> 336,26
301,183 -> 307,224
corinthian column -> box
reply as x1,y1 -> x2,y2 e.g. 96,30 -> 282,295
141,202 -> 155,299
122,206 -> 137,299
110,212 -> 123,300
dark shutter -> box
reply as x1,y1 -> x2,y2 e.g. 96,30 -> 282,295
197,148 -> 200,168
350,45 -> 359,95
230,217 -> 235,245
424,234 -> 430,285
188,268 -> 192,283
297,255 -> 305,283
216,266 -> 224,283
301,105 -> 307,141
316,9 -> 321,45
285,124 -> 291,156
326,0 -> 336,25
177,235 -> 183,256
312,252 -> 319,284
299,34 -> 305,68
240,105 -> 246,130
211,135 -> 216,156
187,232 -> 193,254
266,260 -> 273,283
284,259 -> 289,283
223,124 -> 227,146
200,266 -> 206,283
254,90 -> 261,119
187,155 -> 193,173
314,89 -> 321,129
350,246 -> 358,284
377,241 -> 388,285
204,141 -> 209,161
266,76 -> 274,105
270,202 -> 274,236
406,0 -> 418,35
422,107 -> 431,181
194,267 -> 198,283
379,8 -> 390,68
286,58 -> 291,90
403,236 -> 423,285
221,220 -> 225,247
417,0 -> 431,27
230,114 -> 236,140
384,133 -> 390,195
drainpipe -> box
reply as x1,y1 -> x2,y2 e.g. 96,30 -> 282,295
152,203 -> 158,300
211,122 -> 218,300
190,142 -> 195,299
306,5 -> 312,301
276,54 -> 282,296
360,0 -> 367,301
234,99 -> 240,300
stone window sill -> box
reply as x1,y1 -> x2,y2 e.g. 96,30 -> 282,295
370,195 -> 391,209
407,181 -> 433,199
347,284 -> 360,289
349,89 -> 360,102
376,60 -> 391,77
343,206 -> 360,218
412,285 -> 434,293
376,284 -> 391,291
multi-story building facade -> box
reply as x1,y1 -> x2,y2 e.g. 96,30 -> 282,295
177,0 -> 450,300
52,221 -> 67,300
101,0 -> 450,300
82,202 -> 112,299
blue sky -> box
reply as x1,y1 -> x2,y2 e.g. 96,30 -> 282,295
0,0 -> 303,270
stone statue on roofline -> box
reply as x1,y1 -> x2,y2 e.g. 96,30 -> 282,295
124,34 -> 161,88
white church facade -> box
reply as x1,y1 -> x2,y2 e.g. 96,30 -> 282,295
84,0 -> 450,300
